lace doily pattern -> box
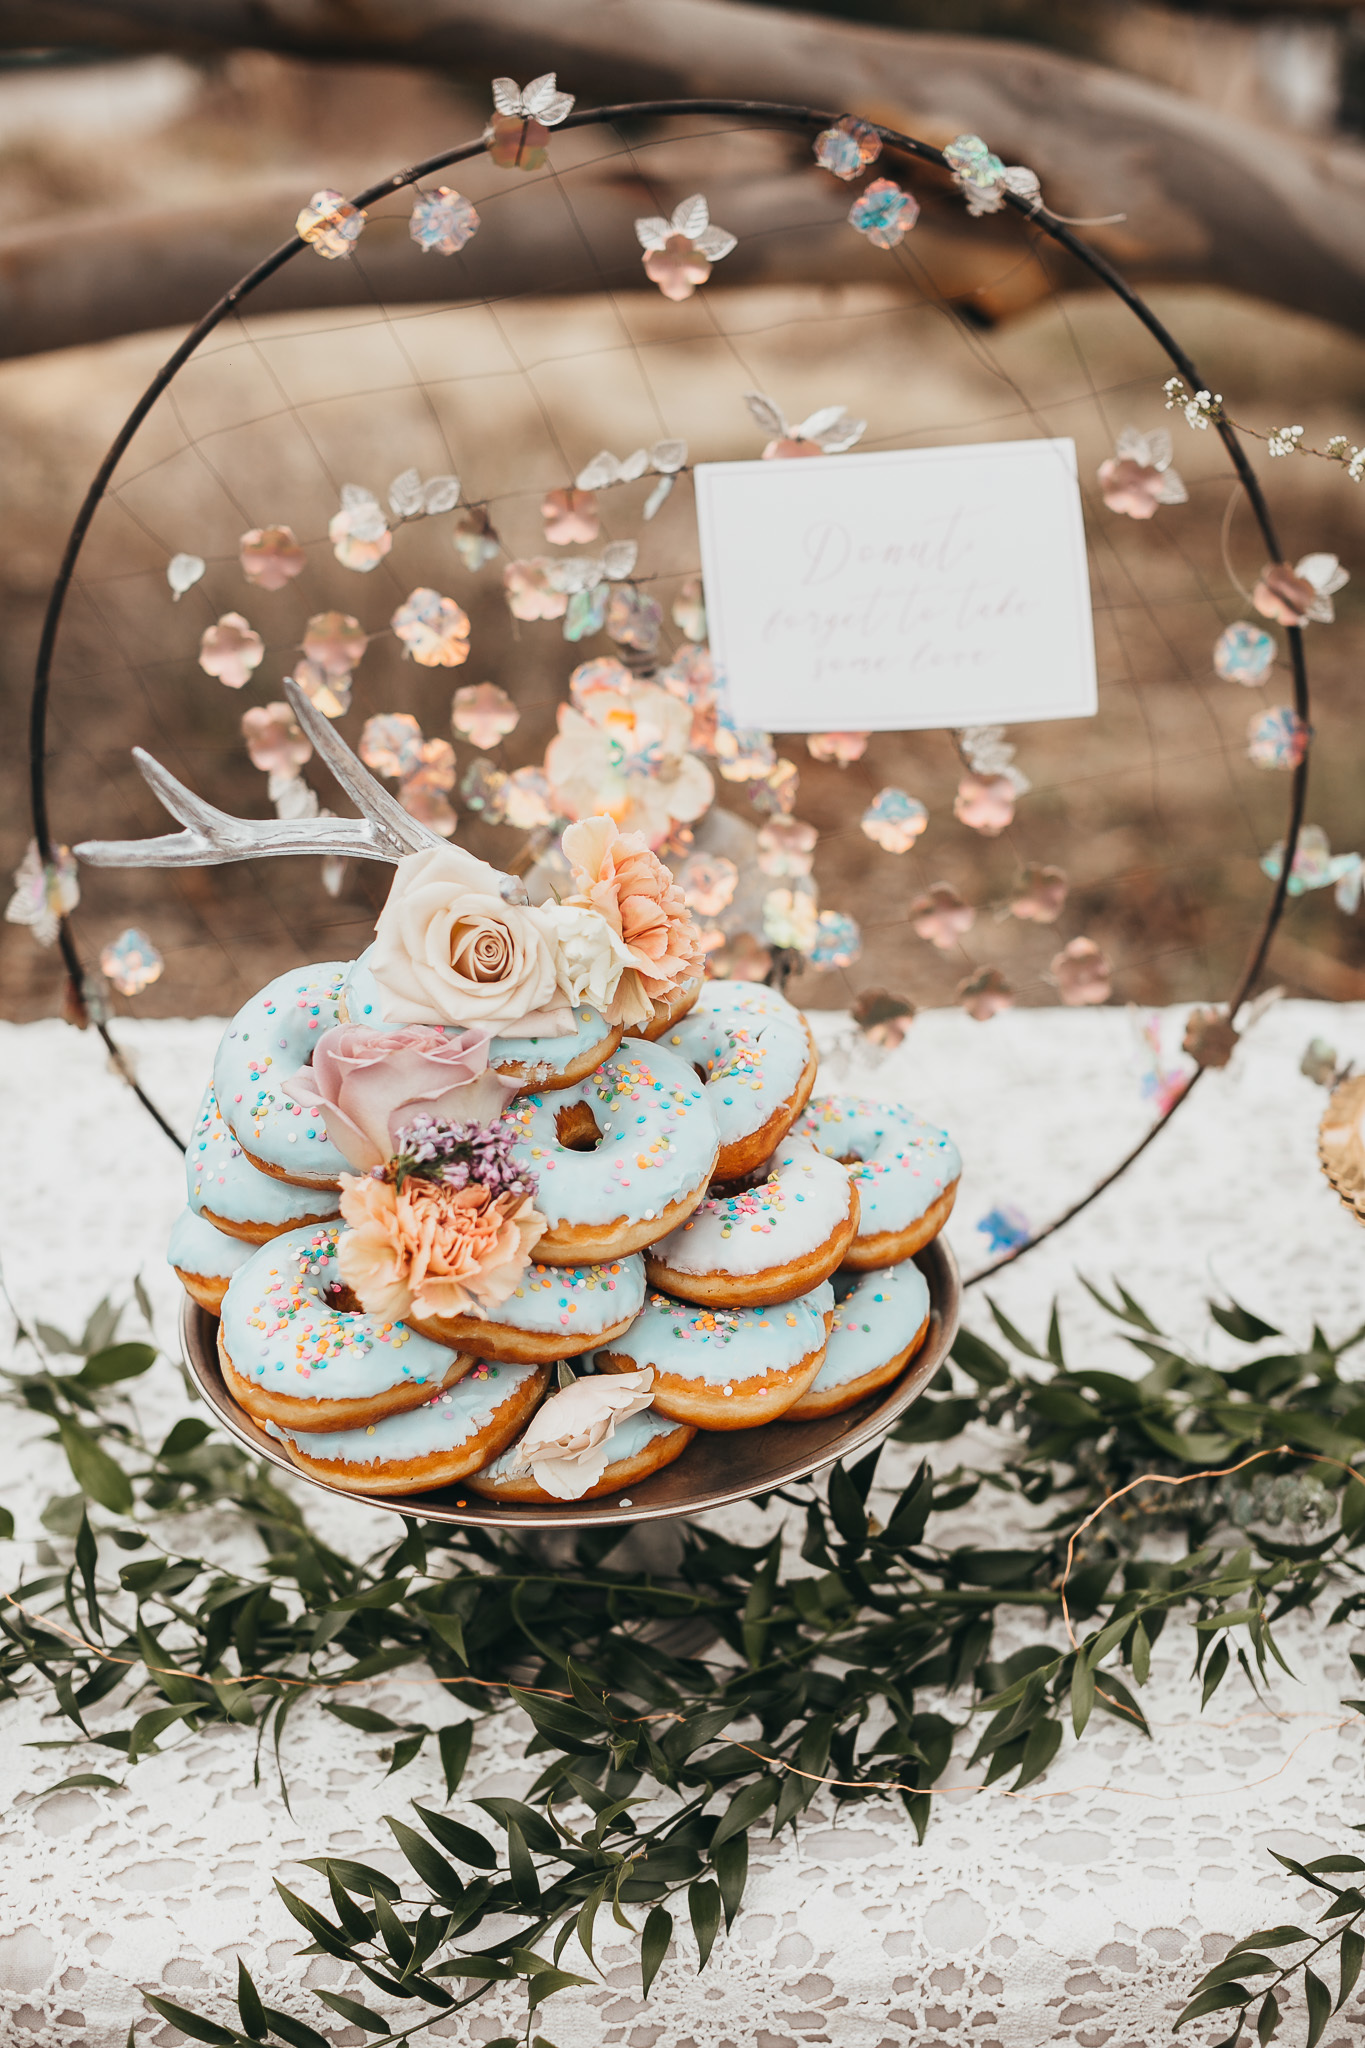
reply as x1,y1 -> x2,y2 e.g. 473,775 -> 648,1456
3,1003 -> 1365,2045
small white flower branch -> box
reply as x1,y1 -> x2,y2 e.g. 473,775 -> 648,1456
1164,376 -> 1365,482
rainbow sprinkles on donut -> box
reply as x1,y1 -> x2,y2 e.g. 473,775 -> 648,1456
77,677 -> 958,1505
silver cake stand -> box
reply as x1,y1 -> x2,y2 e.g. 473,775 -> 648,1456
180,1238 -> 961,1530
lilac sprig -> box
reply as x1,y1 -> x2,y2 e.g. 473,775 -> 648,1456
385,1112 -> 536,1200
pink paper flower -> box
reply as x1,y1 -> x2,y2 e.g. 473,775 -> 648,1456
503,559 -> 569,622
957,966 -> 1015,1021
198,613 -> 264,690
1097,429 -> 1186,520
303,610 -> 367,676
676,854 -> 738,918
1009,863 -> 1068,923
391,588 -> 471,668
806,731 -> 868,766
241,701 -> 312,779
283,1021 -> 516,1171
953,772 -> 1016,836
451,682 -> 519,750
1052,936 -> 1112,1006
329,486 -> 391,572
635,196 -> 736,302
910,883 -> 974,950
563,814 -> 705,1012
756,816 -> 817,877
541,488 -> 600,545
1253,554 -> 1349,627
239,524 -> 306,590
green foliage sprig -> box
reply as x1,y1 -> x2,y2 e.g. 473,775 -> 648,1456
5,1278 -> 1365,2046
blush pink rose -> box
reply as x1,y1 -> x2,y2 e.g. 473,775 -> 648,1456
562,815 -> 706,1017
283,1021 -> 516,1170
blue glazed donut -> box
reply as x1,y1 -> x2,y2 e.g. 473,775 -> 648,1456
650,979 -> 817,1179
786,1261 -> 931,1420
168,1207 -> 254,1314
265,1358 -> 550,1498
593,1278 -> 834,1430
645,1134 -> 858,1307
793,1096 -> 961,1267
503,1041 -> 719,1264
342,947 -> 622,1091
219,1222 -> 473,1434
405,1254 -> 646,1362
213,963 -> 351,1188
187,1084 -> 339,1242
467,1405 -> 694,1504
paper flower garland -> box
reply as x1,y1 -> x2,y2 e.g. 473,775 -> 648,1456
296,189 -> 365,258
848,179 -> 919,248
1247,707 -> 1310,770
487,73 -> 574,170
100,926 -> 164,996
198,613 -> 263,689
6,840 -> 78,947
1214,621 -> 1276,684
329,485 -> 392,572
744,391 -> 867,460
942,134 -> 1041,216
239,525 -> 305,590
166,552 -> 204,600
1098,428 -> 1187,519
635,196 -> 736,301
409,187 -> 479,255
390,588 -> 471,668
451,683 -> 519,751
1253,554 -> 1349,627
807,731 -> 869,765
1052,936 -> 1112,1006
861,789 -> 928,853
814,115 -> 882,181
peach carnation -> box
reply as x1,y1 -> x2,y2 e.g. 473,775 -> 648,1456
562,815 -> 705,1024
337,1172 -> 545,1321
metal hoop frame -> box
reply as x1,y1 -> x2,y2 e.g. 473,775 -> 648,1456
24,98 -> 1309,1283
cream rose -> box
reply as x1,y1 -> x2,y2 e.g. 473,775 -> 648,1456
541,901 -> 646,1022
509,1367 -> 656,1499
370,844 -> 574,1036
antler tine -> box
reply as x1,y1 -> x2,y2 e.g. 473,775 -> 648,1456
283,676 -> 439,857
130,747 -> 236,834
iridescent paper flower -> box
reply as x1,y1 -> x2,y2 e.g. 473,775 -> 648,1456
606,586 -> 663,652
198,613 -> 263,689
242,700 -> 312,779
1213,621 -> 1276,686
296,189 -> 366,258
714,712 -> 775,784
1010,863 -> 1068,923
461,758 -> 509,821
807,731 -> 868,765
1261,824 -> 1362,907
388,469 -> 460,520
852,988 -> 916,1049
762,886 -> 819,954
814,115 -> 881,180
1253,553 -> 1349,627
291,658 -> 350,719
564,584 -> 608,641
99,926 -> 163,996
706,930 -> 773,982
958,965 -> 1015,1021
6,840 -> 78,947
360,713 -> 425,780
745,391 -> 867,460
1052,936 -> 1112,1005
391,588 -> 471,668
1247,706 -> 1310,769
504,558 -> 568,622
487,73 -> 575,170
635,195 -> 737,301
811,909 -> 862,969
1098,428 -> 1187,519
1182,1007 -> 1238,1069
954,772 -> 1016,836
676,854 -> 738,918
862,788 -> 928,853
329,485 -> 392,573
303,611 -> 367,677
757,815 -> 817,877
976,1205 -> 1030,1254
942,134 -> 1041,217
400,740 -> 457,837
409,186 -> 480,255
451,682 -> 518,750
910,883 -> 974,949
503,766 -> 556,830
748,760 -> 798,819
673,577 -> 707,643
454,510 -> 500,572
541,487 -> 600,546
545,676 -> 714,848
239,524 -> 306,590
848,178 -> 920,248
658,643 -> 719,752
569,656 -> 634,708
167,552 -> 204,601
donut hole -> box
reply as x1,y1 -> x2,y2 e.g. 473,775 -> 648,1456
836,1151 -> 865,1168
555,1101 -> 604,1152
692,1060 -> 711,1087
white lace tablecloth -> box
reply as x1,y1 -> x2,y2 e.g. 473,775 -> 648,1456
3,999 -> 1365,2048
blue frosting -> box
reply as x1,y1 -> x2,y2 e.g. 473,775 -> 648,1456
503,1040 -> 719,1231
186,1083 -> 340,1232
267,1358 -> 541,1466
213,963 -> 351,1183
168,1207 -> 255,1282
475,1403 -> 683,1481
793,1096 -> 961,1236
492,1256 -> 645,1337
805,1262 -> 930,1394
659,980 -> 811,1154
221,1222 -> 461,1406
649,1133 -> 854,1277
594,1277 -> 832,1388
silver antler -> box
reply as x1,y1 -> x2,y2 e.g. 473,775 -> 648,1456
75,677 -> 442,869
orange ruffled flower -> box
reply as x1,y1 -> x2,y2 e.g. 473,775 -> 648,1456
562,815 -> 706,1019
337,1172 -> 545,1321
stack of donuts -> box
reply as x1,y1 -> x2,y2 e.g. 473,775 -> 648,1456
171,855 -> 960,1509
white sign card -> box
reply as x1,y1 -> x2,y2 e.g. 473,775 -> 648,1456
694,437 -> 1097,732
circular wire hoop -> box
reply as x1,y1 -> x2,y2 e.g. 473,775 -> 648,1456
26,98 -> 1310,1288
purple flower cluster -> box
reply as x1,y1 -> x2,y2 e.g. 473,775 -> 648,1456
387,1112 -> 536,1200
